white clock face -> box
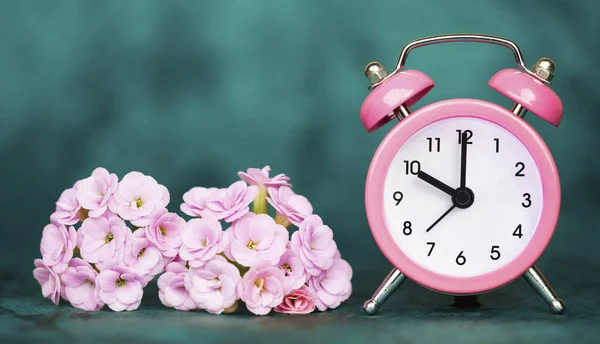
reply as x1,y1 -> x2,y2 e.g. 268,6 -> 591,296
383,116 -> 543,278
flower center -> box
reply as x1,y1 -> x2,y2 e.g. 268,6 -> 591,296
116,277 -> 126,287
105,232 -> 114,244
135,197 -> 144,208
159,226 -> 167,236
247,240 -> 257,250
138,248 -> 145,257
281,263 -> 292,276
254,277 -> 264,289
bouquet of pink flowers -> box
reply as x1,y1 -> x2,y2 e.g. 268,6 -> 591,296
33,166 -> 352,315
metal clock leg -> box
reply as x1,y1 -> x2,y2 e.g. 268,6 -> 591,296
363,268 -> 407,315
522,265 -> 565,314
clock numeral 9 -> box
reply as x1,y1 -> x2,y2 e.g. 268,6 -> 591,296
426,137 -> 440,152
515,162 -> 525,176
403,160 -> 421,175
490,246 -> 501,260
456,129 -> 473,144
393,191 -> 403,205
513,224 -> 523,238
522,193 -> 531,208
455,251 -> 466,266
403,221 -> 412,235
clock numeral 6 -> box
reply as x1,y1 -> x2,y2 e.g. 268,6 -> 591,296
403,160 -> 421,175
455,251 -> 466,265
403,221 -> 412,235
393,191 -> 403,205
522,193 -> 531,208
456,129 -> 473,144
490,245 -> 501,260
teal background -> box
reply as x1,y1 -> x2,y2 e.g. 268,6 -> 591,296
1,0 -> 599,343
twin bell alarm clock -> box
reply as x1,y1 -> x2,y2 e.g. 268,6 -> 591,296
359,34 -> 565,315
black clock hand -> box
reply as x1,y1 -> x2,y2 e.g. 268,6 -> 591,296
460,131 -> 468,189
417,171 -> 457,197
425,204 -> 456,233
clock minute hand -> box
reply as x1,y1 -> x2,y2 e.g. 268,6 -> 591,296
417,171 -> 457,197
460,131 -> 468,189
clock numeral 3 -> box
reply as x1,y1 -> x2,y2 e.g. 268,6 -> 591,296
426,137 -> 441,152
455,251 -> 466,265
490,246 -> 501,260
403,221 -> 412,235
456,129 -> 473,144
513,224 -> 523,238
515,162 -> 525,176
426,242 -> 435,256
522,193 -> 531,208
403,160 -> 421,175
393,191 -> 403,205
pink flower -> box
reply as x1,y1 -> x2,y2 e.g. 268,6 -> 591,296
184,255 -> 241,314
307,258 -> 353,311
60,258 -> 104,311
79,216 -> 131,264
266,186 -> 313,226
180,187 -> 219,217
40,221 -> 77,273
276,249 -> 306,291
237,166 -> 291,188
290,215 -> 337,276
52,188 -> 85,225
205,181 -> 258,223
75,167 -> 119,218
179,213 -> 228,268
274,285 -> 317,314
228,213 -> 288,267
96,265 -> 145,311
122,230 -> 165,278
109,171 -> 170,227
33,259 -> 61,305
144,208 -> 185,257
238,261 -> 287,315
158,261 -> 197,311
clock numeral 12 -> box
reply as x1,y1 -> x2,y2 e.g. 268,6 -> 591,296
456,129 -> 473,144
426,137 -> 440,152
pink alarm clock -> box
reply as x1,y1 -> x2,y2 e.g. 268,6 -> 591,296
360,34 -> 565,315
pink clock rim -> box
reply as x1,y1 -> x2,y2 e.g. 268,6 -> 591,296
365,98 -> 561,295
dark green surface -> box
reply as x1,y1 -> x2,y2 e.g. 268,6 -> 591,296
1,0 -> 600,342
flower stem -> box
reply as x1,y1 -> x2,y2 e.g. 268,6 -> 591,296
252,186 -> 269,214
274,212 -> 292,228
223,300 -> 238,314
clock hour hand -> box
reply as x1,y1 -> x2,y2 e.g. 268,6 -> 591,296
417,171 -> 457,197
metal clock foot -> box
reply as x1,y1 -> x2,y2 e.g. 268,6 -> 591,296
363,268 -> 407,315
523,265 -> 565,314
